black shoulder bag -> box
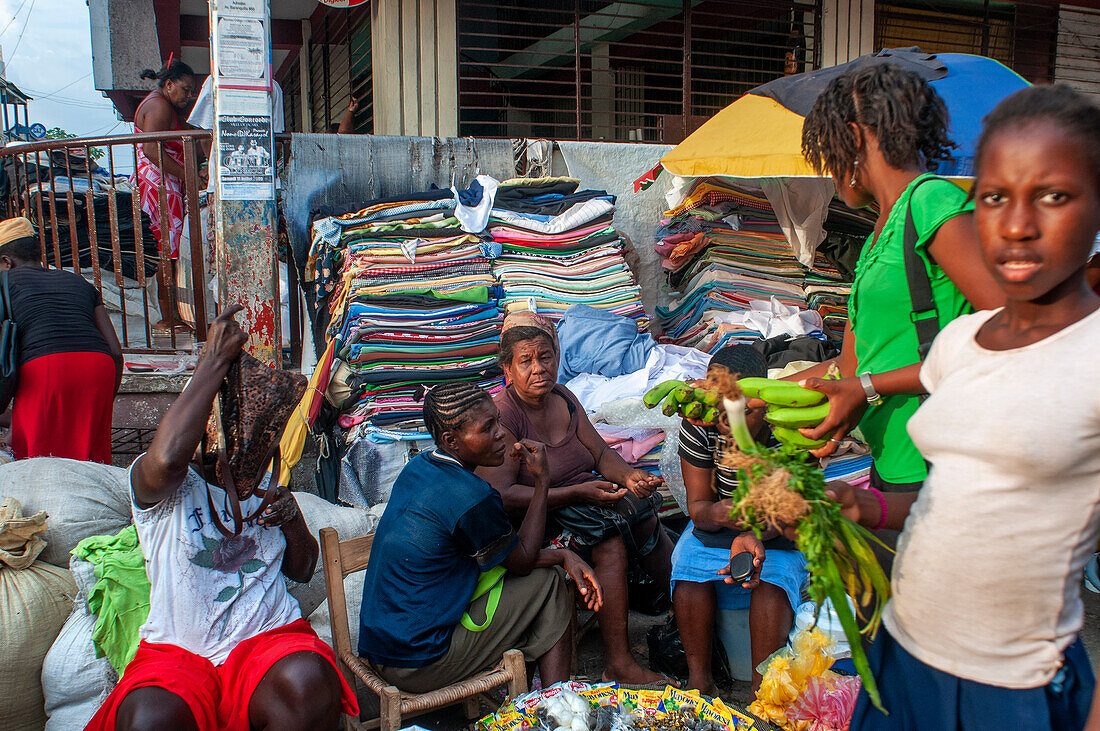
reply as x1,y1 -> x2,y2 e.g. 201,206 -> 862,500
902,176 -> 943,360
0,270 -> 17,378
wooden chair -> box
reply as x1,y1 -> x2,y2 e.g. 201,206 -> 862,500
319,527 -> 528,731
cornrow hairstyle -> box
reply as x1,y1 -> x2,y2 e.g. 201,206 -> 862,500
499,325 -> 553,367
139,59 -> 196,88
802,64 -> 956,180
423,380 -> 492,444
975,84 -> 1100,191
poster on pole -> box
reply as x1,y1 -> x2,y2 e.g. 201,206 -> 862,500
219,0 -> 264,16
217,114 -> 274,200
216,17 -> 267,83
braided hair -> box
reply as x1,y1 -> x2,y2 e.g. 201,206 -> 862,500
975,84 -> 1100,191
423,381 -> 493,444
140,59 -> 196,88
802,64 -> 956,180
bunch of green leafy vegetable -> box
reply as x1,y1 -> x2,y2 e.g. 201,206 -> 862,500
721,390 -> 891,714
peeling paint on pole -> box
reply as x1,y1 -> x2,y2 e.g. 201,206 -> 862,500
216,198 -> 279,364
209,0 -> 280,366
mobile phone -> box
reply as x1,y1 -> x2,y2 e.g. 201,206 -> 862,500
728,551 -> 754,583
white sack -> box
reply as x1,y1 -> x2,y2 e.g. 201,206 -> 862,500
287,492 -> 377,617
308,569 -> 366,652
42,607 -> 117,731
0,562 -> 77,730
0,459 -> 132,567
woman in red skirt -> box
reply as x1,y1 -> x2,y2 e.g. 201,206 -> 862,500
0,217 -> 122,462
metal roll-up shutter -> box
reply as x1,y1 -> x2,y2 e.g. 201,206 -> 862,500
1055,5 -> 1100,103
874,0 -> 1062,85
457,0 -> 821,144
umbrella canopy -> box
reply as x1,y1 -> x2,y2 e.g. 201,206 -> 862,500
659,48 -> 1030,179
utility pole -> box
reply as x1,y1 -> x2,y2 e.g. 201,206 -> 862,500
208,0 -> 279,365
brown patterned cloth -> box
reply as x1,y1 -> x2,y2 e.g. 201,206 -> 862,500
199,349 -> 306,498
501,310 -> 559,353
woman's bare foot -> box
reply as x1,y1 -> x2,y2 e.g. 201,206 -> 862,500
601,662 -> 680,688
685,679 -> 719,697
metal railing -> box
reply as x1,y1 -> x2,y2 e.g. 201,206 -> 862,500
0,130 -> 301,364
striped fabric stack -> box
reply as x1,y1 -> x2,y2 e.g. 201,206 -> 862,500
810,199 -> 877,338
489,178 -> 649,330
655,178 -> 861,350
308,191 -> 504,439
656,180 -> 807,350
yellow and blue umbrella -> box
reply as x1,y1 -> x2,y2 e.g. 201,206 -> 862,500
654,48 -> 1030,182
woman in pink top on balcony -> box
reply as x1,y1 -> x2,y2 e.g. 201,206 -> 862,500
133,58 -> 203,332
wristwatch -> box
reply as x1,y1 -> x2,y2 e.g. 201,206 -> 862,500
859,372 -> 883,406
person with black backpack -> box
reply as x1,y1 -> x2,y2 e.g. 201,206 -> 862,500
795,64 -> 1004,495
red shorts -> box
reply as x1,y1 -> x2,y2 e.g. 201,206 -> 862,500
85,619 -> 358,731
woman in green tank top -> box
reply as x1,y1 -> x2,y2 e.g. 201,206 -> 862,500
794,65 -> 1003,489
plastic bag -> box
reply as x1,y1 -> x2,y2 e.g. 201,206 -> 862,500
589,397 -> 686,510
785,675 -> 861,731
645,613 -> 730,687
788,626 -> 836,685
748,628 -> 838,731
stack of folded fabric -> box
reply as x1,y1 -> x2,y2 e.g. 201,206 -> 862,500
656,179 -> 806,350
655,178 -> 864,350
489,178 -> 649,330
811,199 -> 877,338
596,424 -> 665,476
309,190 -> 505,439
593,423 -> 683,519
822,451 -> 874,483
805,252 -> 852,340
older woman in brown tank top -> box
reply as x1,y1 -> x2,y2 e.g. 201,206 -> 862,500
478,323 -> 677,686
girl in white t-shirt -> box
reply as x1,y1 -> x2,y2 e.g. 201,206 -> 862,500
825,84 -> 1100,730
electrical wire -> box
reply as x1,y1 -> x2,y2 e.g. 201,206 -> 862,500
38,71 -> 91,99
0,0 -> 32,39
80,119 -> 124,137
19,85 -> 111,109
5,0 -> 38,65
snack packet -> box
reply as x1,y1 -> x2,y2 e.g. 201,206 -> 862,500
699,697 -> 756,730
659,687 -> 706,715
482,712 -> 533,731
619,688 -> 666,718
579,683 -> 619,710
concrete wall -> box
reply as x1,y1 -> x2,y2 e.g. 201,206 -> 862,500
371,0 -> 458,137
89,0 -> 161,91
820,0 -> 875,67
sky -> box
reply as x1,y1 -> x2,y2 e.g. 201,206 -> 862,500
0,0 -> 130,140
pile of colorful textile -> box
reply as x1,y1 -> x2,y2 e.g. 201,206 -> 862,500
308,188 -> 505,439
489,178 -> 649,330
655,178 -> 865,349
809,199 -> 876,337
594,423 -> 685,519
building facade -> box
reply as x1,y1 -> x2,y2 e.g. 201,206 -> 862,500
90,0 -> 1100,142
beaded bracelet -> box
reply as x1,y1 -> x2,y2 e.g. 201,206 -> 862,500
866,486 -> 888,531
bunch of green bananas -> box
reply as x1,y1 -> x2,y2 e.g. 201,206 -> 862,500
738,377 -> 831,449
642,379 -> 722,423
